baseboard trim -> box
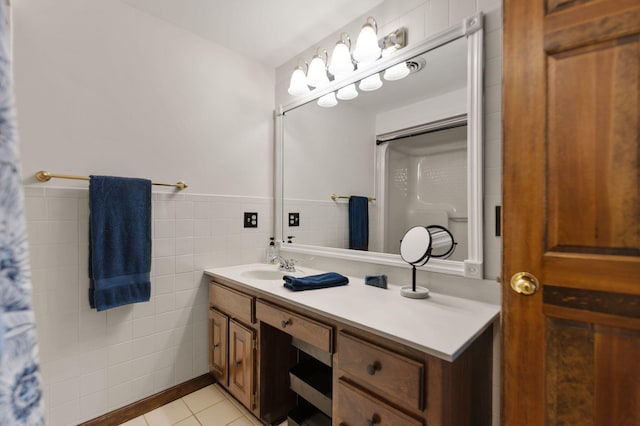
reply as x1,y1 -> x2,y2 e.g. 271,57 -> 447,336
79,373 -> 216,425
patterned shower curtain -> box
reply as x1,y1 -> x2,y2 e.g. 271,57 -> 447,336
0,0 -> 45,424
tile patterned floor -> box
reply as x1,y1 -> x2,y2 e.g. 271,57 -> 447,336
118,384 -> 286,426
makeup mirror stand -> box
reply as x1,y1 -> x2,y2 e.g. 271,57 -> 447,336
399,225 -> 457,299
401,264 -> 431,299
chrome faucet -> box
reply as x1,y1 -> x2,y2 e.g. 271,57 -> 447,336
270,255 -> 296,272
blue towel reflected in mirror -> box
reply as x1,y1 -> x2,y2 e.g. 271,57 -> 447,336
348,195 -> 369,251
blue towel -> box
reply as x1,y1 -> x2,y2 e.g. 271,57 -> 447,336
283,272 -> 349,291
349,196 -> 369,251
89,176 -> 152,311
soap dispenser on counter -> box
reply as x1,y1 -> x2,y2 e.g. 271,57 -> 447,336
266,237 -> 277,263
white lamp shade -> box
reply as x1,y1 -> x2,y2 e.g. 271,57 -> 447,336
359,73 -> 383,91
353,24 -> 380,64
317,92 -> 338,107
383,62 -> 410,81
288,67 -> 310,96
307,56 -> 329,88
337,84 -> 358,100
328,42 -> 354,77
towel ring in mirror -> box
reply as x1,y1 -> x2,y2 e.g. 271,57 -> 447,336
400,225 -> 456,299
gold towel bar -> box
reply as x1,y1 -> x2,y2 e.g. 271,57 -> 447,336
330,193 -> 376,202
35,170 -> 188,190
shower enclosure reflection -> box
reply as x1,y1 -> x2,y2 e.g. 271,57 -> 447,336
381,125 -> 468,262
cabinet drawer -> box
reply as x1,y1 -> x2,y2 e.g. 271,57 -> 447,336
256,300 -> 333,353
335,379 -> 423,426
337,332 -> 424,411
210,282 -> 254,324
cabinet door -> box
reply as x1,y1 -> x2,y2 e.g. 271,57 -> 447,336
229,319 -> 255,409
209,309 -> 228,385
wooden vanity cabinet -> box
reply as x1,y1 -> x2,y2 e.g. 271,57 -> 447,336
208,282 -> 257,412
334,327 -> 494,426
208,308 -> 228,384
336,379 -> 423,426
209,277 -> 494,426
256,299 -> 333,353
228,320 -> 255,409
336,332 -> 424,412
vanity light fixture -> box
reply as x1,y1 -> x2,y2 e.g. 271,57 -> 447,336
353,17 -> 381,64
287,60 -> 310,96
306,48 -> 330,88
380,33 -> 410,81
359,72 -> 383,91
328,33 -> 354,77
285,18 -> 407,98
383,61 -> 410,81
317,92 -> 338,107
337,83 -> 358,100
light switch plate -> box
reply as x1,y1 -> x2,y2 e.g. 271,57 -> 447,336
244,212 -> 258,228
288,212 -> 300,227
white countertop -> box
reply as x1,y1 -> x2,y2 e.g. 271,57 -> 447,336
204,263 -> 500,362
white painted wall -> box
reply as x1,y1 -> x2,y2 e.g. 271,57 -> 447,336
14,1 -> 275,424
15,0 -> 274,197
376,88 -> 467,135
283,101 -> 376,248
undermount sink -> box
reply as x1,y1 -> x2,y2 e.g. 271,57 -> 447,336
240,268 -> 305,281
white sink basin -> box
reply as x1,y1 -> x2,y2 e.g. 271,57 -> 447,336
240,268 -> 305,281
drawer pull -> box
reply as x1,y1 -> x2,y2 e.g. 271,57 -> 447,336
281,319 -> 292,328
234,359 -> 242,367
366,361 -> 381,375
212,343 -> 220,349
367,414 -> 381,425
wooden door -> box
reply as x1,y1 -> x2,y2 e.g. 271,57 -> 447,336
503,0 -> 640,425
229,319 -> 255,409
209,308 -> 228,385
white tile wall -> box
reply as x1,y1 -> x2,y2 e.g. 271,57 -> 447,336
24,186 -> 272,425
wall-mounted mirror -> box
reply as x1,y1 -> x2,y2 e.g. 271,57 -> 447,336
275,14 -> 484,278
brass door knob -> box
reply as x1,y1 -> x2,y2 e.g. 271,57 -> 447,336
510,272 -> 539,295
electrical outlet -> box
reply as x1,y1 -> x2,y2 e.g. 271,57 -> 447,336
244,212 -> 258,228
288,212 -> 300,227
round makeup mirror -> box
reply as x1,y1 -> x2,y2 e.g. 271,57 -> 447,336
400,226 -> 432,266
400,225 -> 457,299
425,225 -> 456,259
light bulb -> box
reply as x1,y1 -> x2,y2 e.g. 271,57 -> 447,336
307,54 -> 329,88
337,84 -> 358,100
317,92 -> 338,107
383,62 -> 410,81
287,67 -> 310,96
359,73 -> 383,91
353,18 -> 381,64
328,39 -> 354,77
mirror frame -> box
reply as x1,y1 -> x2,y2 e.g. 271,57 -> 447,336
275,13 -> 484,279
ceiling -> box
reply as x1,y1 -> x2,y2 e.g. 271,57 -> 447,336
120,0 -> 383,69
